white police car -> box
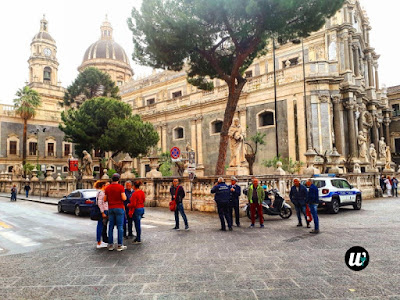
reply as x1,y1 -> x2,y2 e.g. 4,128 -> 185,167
301,175 -> 362,214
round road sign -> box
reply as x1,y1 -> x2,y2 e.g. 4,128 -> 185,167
170,147 -> 181,159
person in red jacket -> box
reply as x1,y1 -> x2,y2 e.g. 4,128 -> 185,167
128,180 -> 145,244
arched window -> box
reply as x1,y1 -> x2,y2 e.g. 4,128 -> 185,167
258,111 -> 275,128
173,127 -> 184,140
43,67 -> 51,81
211,120 -> 223,135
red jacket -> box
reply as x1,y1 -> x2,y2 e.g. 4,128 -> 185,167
128,190 -> 145,217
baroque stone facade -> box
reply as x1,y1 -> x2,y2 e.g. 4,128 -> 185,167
120,0 -> 389,175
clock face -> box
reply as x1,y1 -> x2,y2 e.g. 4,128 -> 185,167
43,48 -> 52,57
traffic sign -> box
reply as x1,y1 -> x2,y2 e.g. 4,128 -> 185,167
170,147 -> 181,159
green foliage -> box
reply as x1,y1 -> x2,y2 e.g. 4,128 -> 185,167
159,151 -> 173,177
23,163 -> 35,175
107,169 -> 117,178
14,86 -> 41,120
263,155 -> 304,174
62,67 -> 120,107
60,97 -> 159,158
247,132 -> 266,154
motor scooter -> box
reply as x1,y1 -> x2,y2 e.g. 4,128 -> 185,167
243,189 -> 292,219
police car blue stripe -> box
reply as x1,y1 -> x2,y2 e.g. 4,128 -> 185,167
321,191 -> 359,198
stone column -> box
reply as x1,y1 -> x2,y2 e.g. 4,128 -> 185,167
367,55 -> 374,87
332,95 -> 345,155
161,123 -> 167,152
343,35 -> 351,71
353,46 -> 360,77
195,116 -> 204,166
344,99 -> 357,157
384,116 -> 391,145
374,62 -> 380,90
348,36 -> 354,73
190,117 -> 197,160
372,120 -> 379,150
379,122 -> 384,140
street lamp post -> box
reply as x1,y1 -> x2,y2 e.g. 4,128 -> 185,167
30,127 -> 47,199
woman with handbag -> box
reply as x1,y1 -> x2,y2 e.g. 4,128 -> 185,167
95,181 -> 109,249
128,180 -> 145,244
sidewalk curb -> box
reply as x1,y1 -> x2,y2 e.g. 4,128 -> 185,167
0,195 -> 58,206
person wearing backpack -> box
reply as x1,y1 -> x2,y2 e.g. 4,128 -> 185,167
11,185 -> 17,201
95,181 -> 109,249
170,178 -> 189,231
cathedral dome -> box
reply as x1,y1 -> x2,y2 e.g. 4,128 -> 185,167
78,17 -> 133,83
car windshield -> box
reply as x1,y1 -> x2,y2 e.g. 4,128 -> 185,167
300,180 -> 325,188
82,191 -> 98,199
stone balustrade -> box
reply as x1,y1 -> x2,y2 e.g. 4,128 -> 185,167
0,173 -> 383,210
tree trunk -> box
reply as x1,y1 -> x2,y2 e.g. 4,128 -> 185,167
215,81 -> 246,175
22,119 -> 27,174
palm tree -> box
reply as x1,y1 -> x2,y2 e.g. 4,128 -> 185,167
14,86 -> 42,170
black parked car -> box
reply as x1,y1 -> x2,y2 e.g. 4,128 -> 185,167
58,189 -> 98,216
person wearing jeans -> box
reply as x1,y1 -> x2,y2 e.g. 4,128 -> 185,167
24,184 -> 31,198
306,179 -> 320,234
104,173 -> 127,251
95,181 -> 109,249
128,180 -> 145,244
289,178 -> 310,228
170,178 -> 189,230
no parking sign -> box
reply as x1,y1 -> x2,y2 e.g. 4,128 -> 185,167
170,147 -> 181,160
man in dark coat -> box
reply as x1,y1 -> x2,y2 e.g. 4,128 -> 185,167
289,178 -> 309,228
211,177 -> 233,231
170,178 -> 189,230
123,181 -> 134,238
306,179 -> 320,234
228,176 -> 241,227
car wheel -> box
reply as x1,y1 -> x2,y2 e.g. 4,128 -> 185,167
353,196 -> 362,210
330,198 -> 340,214
74,205 -> 81,217
58,203 -> 63,213
280,207 -> 292,219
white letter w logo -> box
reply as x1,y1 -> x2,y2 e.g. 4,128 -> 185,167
348,252 -> 367,267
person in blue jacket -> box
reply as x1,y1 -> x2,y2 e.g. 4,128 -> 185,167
228,176 -> 241,227
306,178 -> 320,234
289,178 -> 309,228
211,177 -> 233,231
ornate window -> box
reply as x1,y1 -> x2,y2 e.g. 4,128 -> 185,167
63,166 -> 69,173
7,134 -> 19,157
43,67 -> 51,82
245,70 -> 253,78
9,141 -> 17,155
257,110 -> 275,128
29,142 -> 38,156
146,98 -> 155,106
172,91 -> 182,99
45,137 -> 56,157
173,127 -> 184,140
63,143 -> 71,157
210,120 -> 223,135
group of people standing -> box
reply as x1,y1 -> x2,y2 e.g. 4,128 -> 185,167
94,173 -> 145,251
380,175 -> 399,197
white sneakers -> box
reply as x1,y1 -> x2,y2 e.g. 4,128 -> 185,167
117,245 -> 127,251
96,242 -> 108,249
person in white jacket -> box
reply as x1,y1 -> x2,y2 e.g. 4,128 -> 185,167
384,176 -> 392,197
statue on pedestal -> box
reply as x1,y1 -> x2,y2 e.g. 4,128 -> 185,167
357,131 -> 368,162
385,145 -> 393,170
379,137 -> 386,159
82,150 -> 93,177
369,144 -> 377,170
228,118 -> 246,167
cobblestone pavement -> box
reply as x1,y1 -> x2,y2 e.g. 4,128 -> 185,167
0,197 -> 400,299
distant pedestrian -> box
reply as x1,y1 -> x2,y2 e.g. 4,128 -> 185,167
247,178 -> 265,228
380,175 -> 386,194
24,183 -> 31,198
95,180 -> 109,249
212,177 -> 233,231
228,176 -> 241,227
123,181 -> 134,239
104,173 -> 127,251
11,185 -> 17,201
128,180 -> 145,244
392,177 -> 398,197
306,179 -> 320,234
384,176 -> 392,197
170,178 -> 189,230
289,178 -> 310,228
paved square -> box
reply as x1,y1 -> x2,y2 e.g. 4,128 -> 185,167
0,198 -> 399,299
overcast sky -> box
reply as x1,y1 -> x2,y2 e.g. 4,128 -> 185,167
0,0 -> 398,105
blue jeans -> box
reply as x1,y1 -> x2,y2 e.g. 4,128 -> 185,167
295,204 -> 307,225
25,191 -> 29,198
309,204 -> 319,230
96,211 -> 108,243
175,203 -> 188,228
108,208 -> 124,245
133,208 -> 144,241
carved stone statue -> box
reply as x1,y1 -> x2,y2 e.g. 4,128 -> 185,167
357,131 -> 368,162
82,150 -> 93,177
379,137 -> 386,159
369,144 -> 377,169
12,164 -> 23,178
385,146 -> 392,169
228,118 -> 246,167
